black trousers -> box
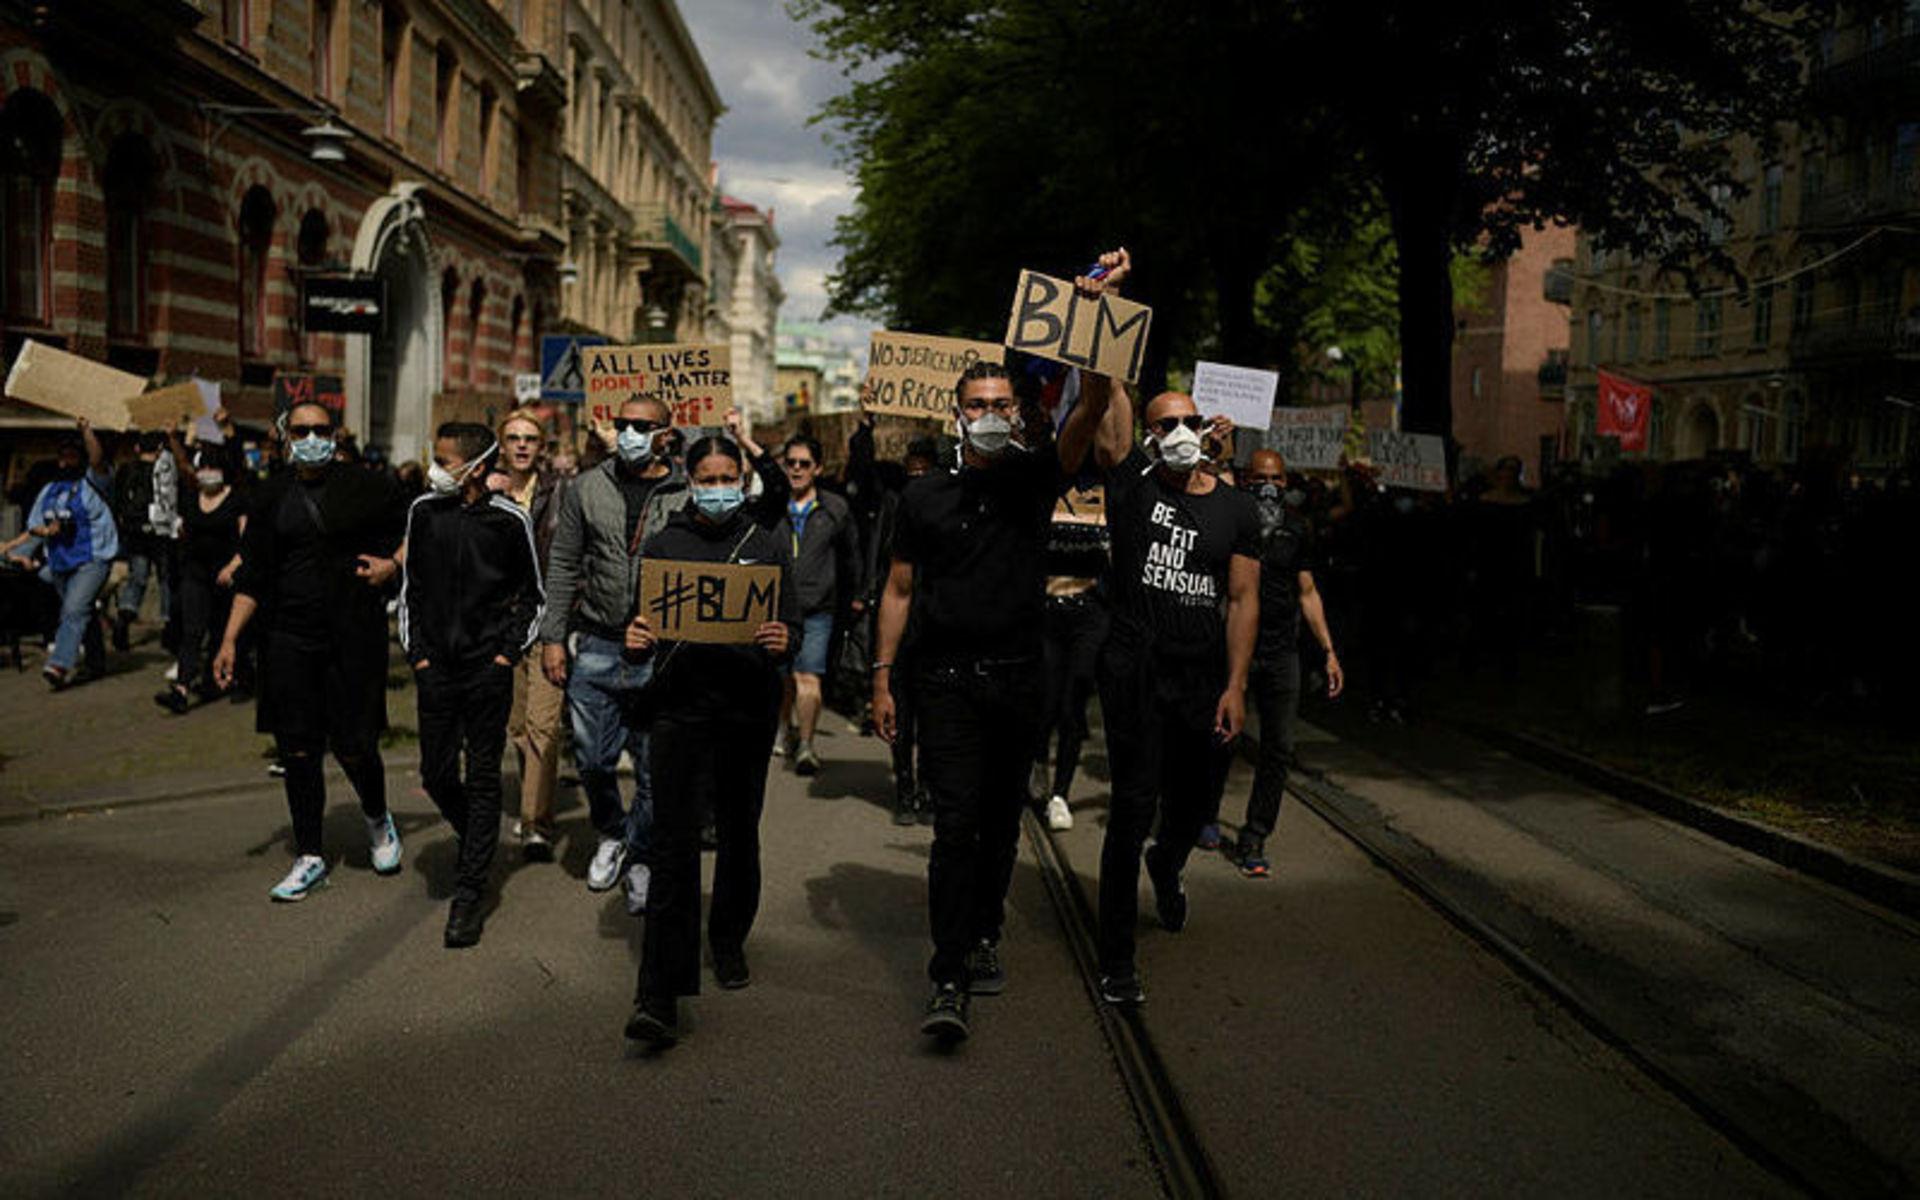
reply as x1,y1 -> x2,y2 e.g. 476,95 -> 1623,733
888,654 -> 920,794
916,661 -> 1041,985
1036,596 -> 1109,799
270,632 -> 389,857
638,714 -> 776,999
1097,649 -> 1230,976
417,660 -> 515,903
173,562 -> 233,692
1240,651 -> 1300,841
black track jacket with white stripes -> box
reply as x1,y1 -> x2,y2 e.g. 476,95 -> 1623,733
399,492 -> 546,669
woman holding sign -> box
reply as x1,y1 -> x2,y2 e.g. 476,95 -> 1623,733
622,436 -> 800,1046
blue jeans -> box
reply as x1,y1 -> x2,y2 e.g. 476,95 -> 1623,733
565,632 -> 652,857
42,559 -> 109,673
120,546 -> 172,622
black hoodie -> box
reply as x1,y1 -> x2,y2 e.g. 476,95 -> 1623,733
399,491 -> 545,668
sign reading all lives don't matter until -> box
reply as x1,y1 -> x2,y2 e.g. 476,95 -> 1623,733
585,344 -> 732,427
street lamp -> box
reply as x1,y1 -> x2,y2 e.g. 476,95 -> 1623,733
198,103 -> 354,163
645,302 -> 670,343
558,260 -> 581,287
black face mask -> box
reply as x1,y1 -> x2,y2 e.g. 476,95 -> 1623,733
56,462 -> 83,480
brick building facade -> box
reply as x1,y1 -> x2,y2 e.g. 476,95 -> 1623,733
1451,223 -> 1575,482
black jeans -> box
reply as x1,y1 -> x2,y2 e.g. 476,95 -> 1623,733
638,715 -> 775,999
417,660 -> 515,903
916,660 -> 1041,986
173,563 -> 233,692
1240,651 -> 1300,841
1037,596 -> 1109,799
889,653 -> 920,795
1097,649 -> 1230,976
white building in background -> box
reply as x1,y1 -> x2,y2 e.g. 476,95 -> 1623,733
709,195 -> 783,426
777,321 -> 863,414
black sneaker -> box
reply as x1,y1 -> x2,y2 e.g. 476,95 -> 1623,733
1146,848 -> 1188,933
153,687 -> 190,715
920,982 -> 970,1042
892,785 -> 918,826
913,786 -> 934,826
444,898 -> 484,949
1099,971 -> 1146,1006
713,947 -> 751,990
625,996 -> 680,1045
700,821 -> 719,851
111,611 -> 131,652
965,939 -> 1005,996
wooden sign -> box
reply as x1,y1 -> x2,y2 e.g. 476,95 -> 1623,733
1053,484 -> 1107,526
127,382 -> 204,431
1004,270 -> 1152,385
4,340 -> 145,430
585,343 -> 732,427
865,332 -> 1005,422
638,558 -> 781,645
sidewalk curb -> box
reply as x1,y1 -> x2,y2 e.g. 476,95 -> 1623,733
0,754 -> 427,827
1467,722 -> 1920,922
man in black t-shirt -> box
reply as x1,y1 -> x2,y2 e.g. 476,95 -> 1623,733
1058,251 -> 1263,1004
874,357 -> 1100,1043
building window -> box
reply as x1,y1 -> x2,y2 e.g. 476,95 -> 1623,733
1751,283 -> 1775,346
103,135 -> 156,341
478,85 -> 497,195
441,267 -> 459,383
296,209 -> 329,364
1585,309 -> 1603,366
516,119 -> 535,216
222,0 -> 250,47
237,186 -> 276,359
1801,152 -> 1824,214
508,295 -> 525,371
0,91 -> 61,326
1470,366 -> 1482,399
1782,393 -> 1804,463
1625,305 -> 1642,362
1653,297 -> 1672,358
312,0 -> 336,100
1762,164 -> 1783,233
1696,295 -> 1722,355
1743,398 -> 1771,458
382,5 -> 407,140
467,280 -> 487,388
1706,184 -> 1732,245
435,43 -> 458,173
1792,272 -> 1816,333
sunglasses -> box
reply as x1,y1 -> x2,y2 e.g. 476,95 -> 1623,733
1149,415 -> 1208,435
612,418 -> 666,434
783,458 -> 816,470
288,423 -> 334,438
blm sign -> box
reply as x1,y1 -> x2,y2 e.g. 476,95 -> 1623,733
1003,270 -> 1152,385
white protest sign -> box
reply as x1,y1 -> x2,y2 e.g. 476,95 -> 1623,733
1191,362 -> 1278,432
192,378 -> 224,445
514,373 -> 542,404
1265,406 -> 1347,471
1367,429 -> 1448,492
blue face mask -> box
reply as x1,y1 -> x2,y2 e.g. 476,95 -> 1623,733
616,426 -> 657,464
289,435 -> 335,466
691,484 -> 745,521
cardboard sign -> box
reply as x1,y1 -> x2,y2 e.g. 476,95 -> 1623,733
430,392 -> 502,432
1191,361 -> 1279,432
1053,484 -> 1107,526
638,558 -> 781,645
127,382 -> 204,431
1265,406 -> 1348,471
273,372 -> 345,417
4,340 -> 146,430
1367,430 -> 1448,492
865,332 -> 1006,422
191,379 -> 225,446
585,343 -> 732,427
1003,270 -> 1152,384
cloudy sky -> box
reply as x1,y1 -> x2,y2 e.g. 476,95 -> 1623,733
679,1 -> 871,350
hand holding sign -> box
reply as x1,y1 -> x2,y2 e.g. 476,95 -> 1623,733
1076,247 -> 1131,297
754,621 -> 790,657
624,613 -> 656,656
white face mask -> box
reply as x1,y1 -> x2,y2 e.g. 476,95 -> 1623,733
960,411 -> 1016,459
196,469 -> 225,492
1151,424 -> 1205,472
427,443 -> 495,496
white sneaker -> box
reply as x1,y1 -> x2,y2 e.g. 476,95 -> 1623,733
164,662 -> 179,682
1046,795 -> 1073,831
623,861 -> 652,916
587,836 -> 628,892
367,812 -> 402,875
270,855 -> 329,901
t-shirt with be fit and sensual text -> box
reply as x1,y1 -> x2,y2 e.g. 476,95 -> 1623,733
1103,447 -> 1259,663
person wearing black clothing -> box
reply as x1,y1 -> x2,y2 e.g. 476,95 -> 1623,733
623,437 -> 798,1045
400,423 -> 546,947
157,425 -> 250,713
1228,450 -> 1343,879
214,402 -> 407,902
1031,480 -> 1111,832
875,356 -> 1100,1043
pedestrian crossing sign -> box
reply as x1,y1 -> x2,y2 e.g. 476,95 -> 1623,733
540,335 -> 608,404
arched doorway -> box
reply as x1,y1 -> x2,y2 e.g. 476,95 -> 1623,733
1679,400 -> 1721,460
346,184 -> 437,464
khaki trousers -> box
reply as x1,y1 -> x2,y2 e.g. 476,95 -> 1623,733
508,653 -> 566,833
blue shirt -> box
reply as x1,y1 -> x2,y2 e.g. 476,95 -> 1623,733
29,468 -> 119,571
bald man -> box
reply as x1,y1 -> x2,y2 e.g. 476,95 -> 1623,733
1057,249 -> 1261,1005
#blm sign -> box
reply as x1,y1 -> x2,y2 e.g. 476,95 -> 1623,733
639,558 -> 781,646
4,340 -> 146,430
1266,406 -> 1348,471
1004,270 -> 1152,385
1191,362 -> 1279,432
864,332 -> 1005,422
1367,430 -> 1448,492
585,344 -> 732,427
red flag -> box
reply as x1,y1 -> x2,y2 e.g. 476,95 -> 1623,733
1596,368 -> 1652,451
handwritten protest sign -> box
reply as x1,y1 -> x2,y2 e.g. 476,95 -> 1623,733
127,382 -> 204,431
1367,429 -> 1448,492
1053,484 -> 1107,526
4,340 -> 145,430
865,332 -> 1005,422
1004,270 -> 1152,384
272,372 -> 345,417
1191,362 -> 1278,432
639,558 -> 781,645
191,379 -> 225,446
1265,406 -> 1348,471
585,343 -> 732,427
